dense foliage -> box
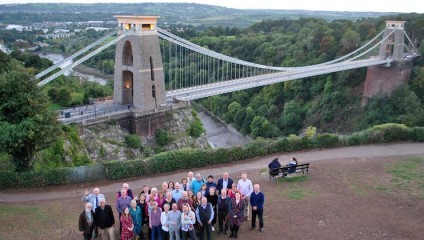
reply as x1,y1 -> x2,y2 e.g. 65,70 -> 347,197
0,51 -> 62,171
196,15 -> 424,136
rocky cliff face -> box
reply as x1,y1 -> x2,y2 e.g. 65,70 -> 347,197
79,107 -> 209,162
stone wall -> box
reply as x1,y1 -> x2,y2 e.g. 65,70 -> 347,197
362,59 -> 413,104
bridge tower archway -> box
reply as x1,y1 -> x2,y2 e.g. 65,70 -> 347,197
113,16 -> 166,111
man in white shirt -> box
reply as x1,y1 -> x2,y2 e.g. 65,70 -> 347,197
187,171 -> 194,190
237,172 -> 253,221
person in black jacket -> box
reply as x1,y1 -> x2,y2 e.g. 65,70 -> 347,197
79,202 -> 96,240
216,172 -> 234,195
268,158 -> 281,170
268,158 -> 282,181
94,198 -> 115,240
217,189 -> 231,234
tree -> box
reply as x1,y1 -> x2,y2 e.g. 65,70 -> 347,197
250,116 -> 272,137
0,70 -> 61,171
225,101 -> 241,122
241,107 -> 255,134
279,100 -> 303,135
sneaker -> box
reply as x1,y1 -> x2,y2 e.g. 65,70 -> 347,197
259,228 -> 264,232
250,226 -> 255,230
211,226 -> 215,231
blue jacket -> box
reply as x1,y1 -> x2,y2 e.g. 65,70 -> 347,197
191,178 -> 205,195
250,191 -> 265,210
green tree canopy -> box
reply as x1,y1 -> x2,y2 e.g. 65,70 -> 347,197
0,70 -> 61,171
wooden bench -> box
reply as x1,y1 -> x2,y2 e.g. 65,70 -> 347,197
269,163 -> 310,179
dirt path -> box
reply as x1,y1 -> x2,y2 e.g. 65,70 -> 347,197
1,143 -> 423,203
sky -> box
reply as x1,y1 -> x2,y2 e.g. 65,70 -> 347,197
0,0 -> 422,13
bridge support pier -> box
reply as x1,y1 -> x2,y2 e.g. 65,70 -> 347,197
362,60 -> 413,104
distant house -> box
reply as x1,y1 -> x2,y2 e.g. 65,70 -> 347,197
5,24 -> 27,32
85,27 -> 109,32
0,44 -> 12,54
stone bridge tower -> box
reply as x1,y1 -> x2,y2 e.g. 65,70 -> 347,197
113,16 -> 166,111
362,20 -> 413,104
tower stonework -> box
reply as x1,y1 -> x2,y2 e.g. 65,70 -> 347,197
113,16 -> 166,111
362,20 -> 412,104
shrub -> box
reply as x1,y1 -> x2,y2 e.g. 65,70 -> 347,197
125,134 -> 142,149
0,152 -> 15,172
188,118 -> 205,138
410,127 -> 424,142
314,134 -> 340,148
0,168 -> 70,189
156,129 -> 173,147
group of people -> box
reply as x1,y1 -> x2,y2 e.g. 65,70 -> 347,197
79,171 -> 265,240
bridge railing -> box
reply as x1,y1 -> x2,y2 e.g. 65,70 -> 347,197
59,104 -> 132,125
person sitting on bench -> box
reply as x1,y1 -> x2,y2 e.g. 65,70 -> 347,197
268,158 -> 281,180
286,157 -> 298,173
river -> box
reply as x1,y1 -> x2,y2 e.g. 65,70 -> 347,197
41,53 -> 250,148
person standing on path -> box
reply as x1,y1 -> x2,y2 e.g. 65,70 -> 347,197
187,172 -> 194,191
82,187 -> 104,238
191,173 -> 205,197
116,189 -> 132,234
181,203 -> 197,240
120,207 -> 134,240
228,192 -> 244,239
237,172 -> 253,221
217,189 -> 231,234
167,203 -> 182,240
161,203 -> 170,240
249,184 -> 264,232
94,198 -> 115,240
195,197 -> 214,240
79,202 -> 96,240
129,200 -> 143,240
117,183 -> 134,199
216,172 -> 233,195
149,201 -> 163,240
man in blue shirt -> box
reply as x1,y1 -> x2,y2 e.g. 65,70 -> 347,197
249,184 -> 265,232
191,173 -> 205,195
82,187 -> 105,238
195,197 -> 214,240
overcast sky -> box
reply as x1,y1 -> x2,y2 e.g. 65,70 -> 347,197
0,0 -> 422,13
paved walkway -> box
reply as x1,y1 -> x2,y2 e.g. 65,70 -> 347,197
1,143 -> 423,203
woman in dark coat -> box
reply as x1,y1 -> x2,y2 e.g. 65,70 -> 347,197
228,192 -> 244,239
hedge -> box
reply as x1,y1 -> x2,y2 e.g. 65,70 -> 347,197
1,123 -> 423,189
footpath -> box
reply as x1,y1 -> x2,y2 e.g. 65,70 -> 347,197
0,143 -> 423,203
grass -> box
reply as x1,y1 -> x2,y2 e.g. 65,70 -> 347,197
276,175 -> 309,183
281,185 -> 315,200
277,175 -> 314,200
383,156 -> 424,199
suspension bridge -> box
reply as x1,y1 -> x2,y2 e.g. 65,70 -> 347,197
34,16 -> 419,125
